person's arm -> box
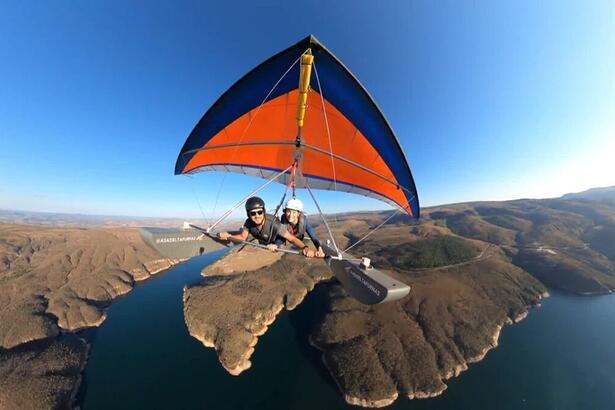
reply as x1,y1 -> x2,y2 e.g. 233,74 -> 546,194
305,222 -> 321,249
281,230 -> 314,257
218,228 -> 249,242
281,230 -> 304,249
305,221 -> 325,257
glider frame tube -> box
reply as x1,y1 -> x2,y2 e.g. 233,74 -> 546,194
189,224 -> 302,255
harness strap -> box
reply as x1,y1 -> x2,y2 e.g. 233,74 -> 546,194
273,189 -> 288,218
290,161 -> 297,198
274,161 -> 299,217
262,214 -> 278,245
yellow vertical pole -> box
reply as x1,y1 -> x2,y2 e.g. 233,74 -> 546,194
292,49 -> 314,189
296,50 -> 314,136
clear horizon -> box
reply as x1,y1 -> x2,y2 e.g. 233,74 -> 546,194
2,184 -> 612,220
1,1 -> 614,219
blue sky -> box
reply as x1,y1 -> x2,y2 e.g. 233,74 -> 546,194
1,1 -> 614,218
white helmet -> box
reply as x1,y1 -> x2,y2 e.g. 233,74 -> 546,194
285,198 -> 303,212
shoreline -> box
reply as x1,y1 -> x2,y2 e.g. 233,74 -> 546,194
182,249 -> 331,377
184,276 -> 327,375
186,299 -> 287,375
69,339 -> 91,408
309,336 -> 399,408
68,258 -> 182,403
0,256 -> 182,409
308,291 -> 551,408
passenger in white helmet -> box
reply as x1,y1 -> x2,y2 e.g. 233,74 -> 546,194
275,197 -> 325,258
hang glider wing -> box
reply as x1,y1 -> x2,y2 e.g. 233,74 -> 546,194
175,35 -> 419,218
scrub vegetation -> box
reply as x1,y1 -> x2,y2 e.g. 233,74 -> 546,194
375,235 -> 479,269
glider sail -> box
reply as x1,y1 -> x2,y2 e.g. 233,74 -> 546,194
175,35 -> 419,218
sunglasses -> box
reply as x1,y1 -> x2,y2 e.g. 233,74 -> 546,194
248,210 -> 264,217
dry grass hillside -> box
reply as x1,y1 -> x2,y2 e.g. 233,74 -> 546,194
298,187 -> 614,405
183,246 -> 332,375
0,223 -> 179,409
0,336 -> 88,410
311,254 -> 545,406
313,187 -> 615,296
0,224 -> 178,349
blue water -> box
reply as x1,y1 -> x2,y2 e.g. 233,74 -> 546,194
80,252 -> 615,409
400,292 -> 615,410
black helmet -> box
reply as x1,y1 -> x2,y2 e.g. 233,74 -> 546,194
245,196 -> 265,212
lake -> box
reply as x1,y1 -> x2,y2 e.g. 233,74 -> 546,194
79,252 -> 615,409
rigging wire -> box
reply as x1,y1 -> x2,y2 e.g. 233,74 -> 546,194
273,185 -> 289,217
185,174 -> 208,222
273,162 -> 298,217
312,61 -> 342,248
305,180 -> 341,257
206,164 -> 294,233
342,209 -> 401,254
313,62 -> 410,257
312,63 -> 337,194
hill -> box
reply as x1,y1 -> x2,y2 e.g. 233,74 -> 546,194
318,185 -> 615,296
0,223 -> 180,409
301,186 -> 615,404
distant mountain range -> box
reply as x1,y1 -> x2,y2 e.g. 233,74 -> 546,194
0,209 -> 188,228
561,186 -> 615,202
5,185 -> 615,296
0,209 -> 241,229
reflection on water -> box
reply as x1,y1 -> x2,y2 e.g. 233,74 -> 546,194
80,253 -> 615,409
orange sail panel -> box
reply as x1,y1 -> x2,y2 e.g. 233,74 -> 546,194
183,90 -> 409,212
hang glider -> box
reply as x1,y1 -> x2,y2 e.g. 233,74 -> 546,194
164,35 -> 420,304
